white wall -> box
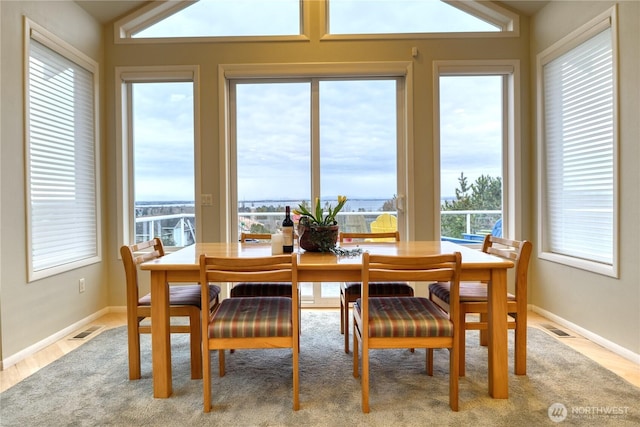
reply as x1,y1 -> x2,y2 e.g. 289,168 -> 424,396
0,1 -> 106,362
529,1 -> 640,358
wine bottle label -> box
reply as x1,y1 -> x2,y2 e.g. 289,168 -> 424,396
282,227 -> 294,247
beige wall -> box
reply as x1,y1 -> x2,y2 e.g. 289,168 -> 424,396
529,0 -> 640,355
0,1 -> 106,360
1,0 -> 638,366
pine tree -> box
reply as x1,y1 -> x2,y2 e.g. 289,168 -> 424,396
441,173 -> 501,239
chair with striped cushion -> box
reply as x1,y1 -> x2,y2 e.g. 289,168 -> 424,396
120,238 -> 221,380
199,253 -> 300,412
428,235 -> 532,376
353,252 -> 462,412
230,233 -> 292,298
339,231 -> 414,353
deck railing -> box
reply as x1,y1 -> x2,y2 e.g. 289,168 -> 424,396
135,209 -> 501,247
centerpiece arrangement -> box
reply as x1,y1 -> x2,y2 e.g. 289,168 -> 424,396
294,196 -> 347,252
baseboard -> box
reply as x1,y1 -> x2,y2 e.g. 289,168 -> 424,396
532,305 -> 640,365
1,307 -> 113,370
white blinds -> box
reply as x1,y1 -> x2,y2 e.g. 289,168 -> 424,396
27,39 -> 99,278
542,27 -> 614,265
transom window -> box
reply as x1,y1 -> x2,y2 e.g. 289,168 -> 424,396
328,0 -> 499,34
128,0 -> 301,39
115,0 -> 517,42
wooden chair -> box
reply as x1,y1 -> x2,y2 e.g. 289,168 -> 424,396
231,232 -> 292,297
120,238 -> 221,380
428,235 -> 532,376
353,252 -> 462,412
239,232 -> 272,243
199,253 -> 300,412
338,231 -> 414,353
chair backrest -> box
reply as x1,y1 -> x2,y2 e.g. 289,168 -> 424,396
339,231 -> 400,243
240,232 -> 272,243
369,213 -> 397,233
120,238 -> 165,308
361,251 -> 462,327
481,235 -> 532,298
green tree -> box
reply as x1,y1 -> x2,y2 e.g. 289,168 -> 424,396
441,173 -> 501,239
382,194 -> 397,211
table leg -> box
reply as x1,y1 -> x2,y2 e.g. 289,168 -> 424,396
151,270 -> 172,398
487,268 -> 508,399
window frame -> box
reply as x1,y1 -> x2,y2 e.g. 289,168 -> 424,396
433,60 -> 522,243
114,66 -> 202,252
24,18 -> 102,281
113,0 -> 310,44
218,62 -> 414,243
536,7 -> 619,277
113,0 -> 518,44
322,0 -> 519,40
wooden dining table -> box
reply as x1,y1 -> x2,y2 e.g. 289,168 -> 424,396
140,240 -> 514,400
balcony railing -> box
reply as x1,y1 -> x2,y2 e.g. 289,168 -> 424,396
135,209 -> 502,247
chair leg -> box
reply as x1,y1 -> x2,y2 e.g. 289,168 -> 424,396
344,301 -> 351,353
362,338 -> 370,413
340,292 -> 345,334
450,341 -> 459,411
202,346 -> 211,412
189,310 -> 203,379
293,347 -> 300,410
219,348 -> 226,377
353,323 -> 359,378
127,321 -> 141,380
426,349 -> 434,376
459,309 -> 467,377
514,312 -> 527,375
479,313 -> 489,346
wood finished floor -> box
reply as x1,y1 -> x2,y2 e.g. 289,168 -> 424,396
1,310 -> 638,393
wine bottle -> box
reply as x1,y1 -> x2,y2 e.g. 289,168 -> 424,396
282,206 -> 294,253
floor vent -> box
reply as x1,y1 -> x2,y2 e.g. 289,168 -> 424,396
541,323 -> 573,338
70,325 -> 103,340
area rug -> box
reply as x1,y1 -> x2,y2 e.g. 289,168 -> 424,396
1,310 -> 638,426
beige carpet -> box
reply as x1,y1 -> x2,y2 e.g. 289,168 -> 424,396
1,310 -> 638,426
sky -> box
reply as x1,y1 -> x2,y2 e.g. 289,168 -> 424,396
132,0 -> 503,203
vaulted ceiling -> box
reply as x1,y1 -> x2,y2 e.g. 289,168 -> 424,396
75,1 -> 549,25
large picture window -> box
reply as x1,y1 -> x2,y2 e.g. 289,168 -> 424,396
537,9 -> 618,276
116,68 -> 198,249
25,20 -> 101,281
231,77 -> 401,306
434,61 -> 520,246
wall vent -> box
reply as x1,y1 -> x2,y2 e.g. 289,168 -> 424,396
70,325 -> 103,340
540,323 -> 573,338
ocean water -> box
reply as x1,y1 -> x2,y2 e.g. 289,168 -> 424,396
238,199 -> 390,213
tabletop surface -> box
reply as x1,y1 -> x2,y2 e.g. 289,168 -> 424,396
140,241 -> 514,271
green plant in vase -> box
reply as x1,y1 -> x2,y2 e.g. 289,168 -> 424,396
294,196 -> 347,252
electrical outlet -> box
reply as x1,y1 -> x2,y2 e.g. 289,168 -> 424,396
201,194 -> 213,206
79,278 -> 86,293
